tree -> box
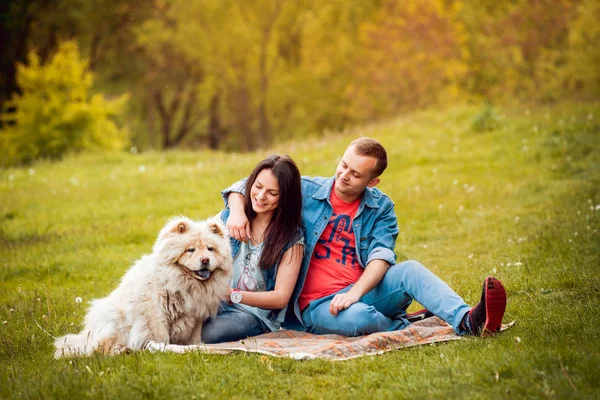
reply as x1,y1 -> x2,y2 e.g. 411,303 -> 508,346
347,0 -> 467,121
0,41 -> 128,166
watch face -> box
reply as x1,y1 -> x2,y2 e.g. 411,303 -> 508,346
230,290 -> 242,304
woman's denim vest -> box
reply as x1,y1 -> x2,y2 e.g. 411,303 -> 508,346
219,208 -> 302,322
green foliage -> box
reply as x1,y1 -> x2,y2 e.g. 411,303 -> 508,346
564,0 -> 600,98
2,0 -> 600,153
0,41 -> 128,166
349,0 -> 467,120
471,103 -> 501,133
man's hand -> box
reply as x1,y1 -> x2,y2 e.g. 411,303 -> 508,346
226,193 -> 252,242
329,292 -> 361,316
226,210 -> 251,242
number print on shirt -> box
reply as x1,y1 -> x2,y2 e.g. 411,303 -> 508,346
314,212 -> 358,269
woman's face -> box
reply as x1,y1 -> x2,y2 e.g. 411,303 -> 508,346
250,169 -> 280,217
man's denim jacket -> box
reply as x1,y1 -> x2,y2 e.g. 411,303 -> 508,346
222,176 -> 399,331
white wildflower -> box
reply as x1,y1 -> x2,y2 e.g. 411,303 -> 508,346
458,205 -> 464,212
75,297 -> 83,304
493,267 -> 497,274
138,165 -> 146,173
515,337 -> 521,344
588,113 -> 593,121
453,180 -> 458,185
28,169 -> 35,176
595,205 -> 600,211
468,254 -> 474,259
515,216 -> 520,224
69,177 -> 79,186
515,262 -> 523,266
8,175 -> 14,181
130,146 -> 138,154
522,145 -> 528,152
438,204 -> 444,210
2,321 -> 7,325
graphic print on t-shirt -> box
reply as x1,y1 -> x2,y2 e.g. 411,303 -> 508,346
298,188 -> 363,311
314,212 -> 358,269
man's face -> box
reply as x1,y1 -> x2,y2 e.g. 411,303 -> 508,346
333,145 -> 380,202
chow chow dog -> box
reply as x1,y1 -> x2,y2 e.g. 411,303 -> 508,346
54,216 -> 232,358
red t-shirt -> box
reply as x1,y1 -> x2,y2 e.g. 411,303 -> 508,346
298,187 -> 363,311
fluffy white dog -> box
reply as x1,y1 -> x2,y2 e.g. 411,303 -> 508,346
54,216 -> 232,358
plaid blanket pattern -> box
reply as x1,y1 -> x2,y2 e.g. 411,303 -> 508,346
145,317 -> 515,361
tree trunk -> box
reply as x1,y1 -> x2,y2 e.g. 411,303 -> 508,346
208,92 -> 224,150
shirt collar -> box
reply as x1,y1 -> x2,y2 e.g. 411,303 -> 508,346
313,176 -> 379,209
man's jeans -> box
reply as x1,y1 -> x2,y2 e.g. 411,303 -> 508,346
202,303 -> 270,344
301,260 -> 471,336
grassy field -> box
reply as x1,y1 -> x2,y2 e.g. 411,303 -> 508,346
1,102 -> 599,399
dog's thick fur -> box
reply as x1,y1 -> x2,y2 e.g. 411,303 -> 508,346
54,217 -> 232,358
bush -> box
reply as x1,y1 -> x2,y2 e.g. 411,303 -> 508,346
0,41 -> 128,166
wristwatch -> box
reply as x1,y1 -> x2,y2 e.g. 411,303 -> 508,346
230,289 -> 242,304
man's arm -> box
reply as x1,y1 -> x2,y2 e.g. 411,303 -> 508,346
328,259 -> 390,316
329,199 -> 399,315
225,193 -> 252,242
221,179 -> 252,242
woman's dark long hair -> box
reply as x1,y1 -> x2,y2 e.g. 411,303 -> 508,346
244,155 -> 302,270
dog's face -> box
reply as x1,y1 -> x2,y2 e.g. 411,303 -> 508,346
155,217 -> 232,281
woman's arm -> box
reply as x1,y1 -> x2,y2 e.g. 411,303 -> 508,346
231,243 -> 303,309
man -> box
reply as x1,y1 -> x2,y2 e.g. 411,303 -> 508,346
223,137 -> 506,336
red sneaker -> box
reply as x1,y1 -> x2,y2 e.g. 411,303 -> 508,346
467,277 -> 507,336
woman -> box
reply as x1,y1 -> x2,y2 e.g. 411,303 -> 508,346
201,155 -> 304,343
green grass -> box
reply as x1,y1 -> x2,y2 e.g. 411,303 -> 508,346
1,101 -> 599,399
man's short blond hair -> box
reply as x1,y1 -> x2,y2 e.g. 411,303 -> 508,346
349,137 -> 388,177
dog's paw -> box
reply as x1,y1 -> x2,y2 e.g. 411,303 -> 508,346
111,344 -> 133,356
143,340 -> 167,353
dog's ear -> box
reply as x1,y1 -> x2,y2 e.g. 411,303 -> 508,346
173,221 -> 189,234
208,222 -> 225,237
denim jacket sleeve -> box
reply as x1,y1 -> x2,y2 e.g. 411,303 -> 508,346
365,199 -> 398,267
221,178 -> 248,208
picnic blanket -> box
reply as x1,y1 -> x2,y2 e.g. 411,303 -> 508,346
145,317 -> 515,361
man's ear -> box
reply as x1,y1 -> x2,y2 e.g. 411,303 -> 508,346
367,177 -> 380,188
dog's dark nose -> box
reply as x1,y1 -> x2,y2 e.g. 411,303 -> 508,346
201,257 -> 209,265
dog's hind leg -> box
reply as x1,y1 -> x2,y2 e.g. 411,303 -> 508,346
93,323 -> 120,355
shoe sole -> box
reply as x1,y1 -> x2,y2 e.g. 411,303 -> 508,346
405,309 -> 434,323
482,276 -> 507,335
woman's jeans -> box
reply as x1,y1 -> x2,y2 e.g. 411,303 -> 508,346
201,303 -> 270,344
301,260 -> 471,336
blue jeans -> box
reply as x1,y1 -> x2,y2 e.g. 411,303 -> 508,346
201,303 -> 270,344
301,260 -> 471,336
